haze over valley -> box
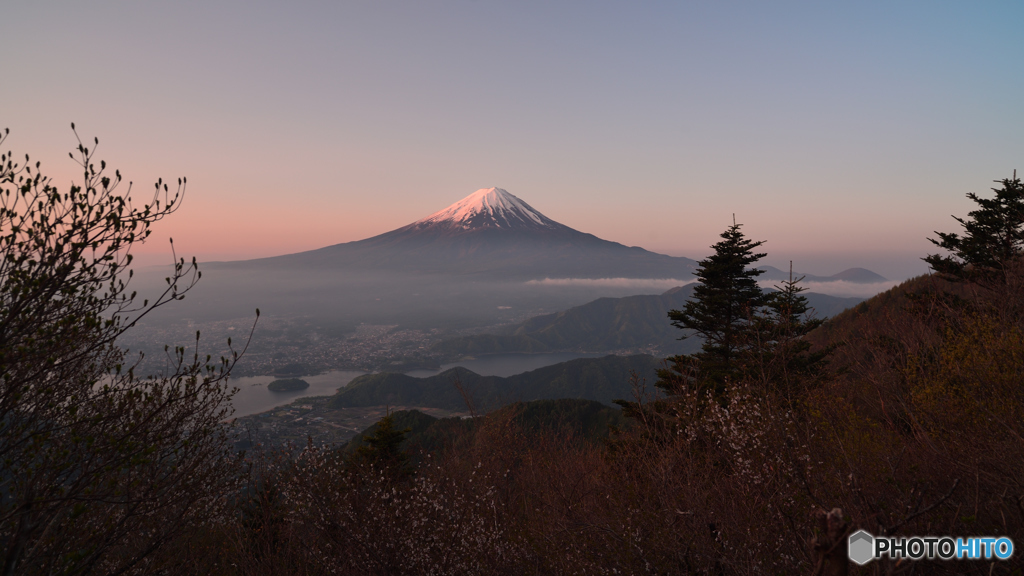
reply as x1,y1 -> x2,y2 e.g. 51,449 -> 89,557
125,187 -> 880,393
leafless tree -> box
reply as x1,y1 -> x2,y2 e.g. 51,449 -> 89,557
0,126 -> 255,575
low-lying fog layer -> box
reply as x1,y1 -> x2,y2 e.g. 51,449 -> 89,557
525,276 -> 899,298
118,263 -> 875,381
129,266 -> 694,329
525,278 -> 694,290
127,263 -> 888,335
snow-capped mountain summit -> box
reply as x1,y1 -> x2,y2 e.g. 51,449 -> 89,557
226,186 -> 698,280
412,187 -> 561,231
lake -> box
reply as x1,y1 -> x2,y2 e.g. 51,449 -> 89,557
230,352 -> 602,417
229,371 -> 367,418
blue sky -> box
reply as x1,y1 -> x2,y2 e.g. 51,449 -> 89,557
3,1 -> 1023,279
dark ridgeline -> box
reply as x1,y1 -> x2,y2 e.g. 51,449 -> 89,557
329,353 -> 661,410
342,399 -> 628,457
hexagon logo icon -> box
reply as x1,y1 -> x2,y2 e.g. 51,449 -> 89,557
848,530 -> 875,565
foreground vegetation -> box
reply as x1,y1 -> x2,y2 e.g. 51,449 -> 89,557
184,176 -> 1024,575
2,129 -> 1022,575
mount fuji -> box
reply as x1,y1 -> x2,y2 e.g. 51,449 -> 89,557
140,187 -> 882,327
231,187 -> 698,279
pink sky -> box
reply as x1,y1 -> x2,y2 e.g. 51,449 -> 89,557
4,1 -> 1022,280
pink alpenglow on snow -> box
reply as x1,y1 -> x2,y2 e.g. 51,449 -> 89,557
413,187 -> 560,231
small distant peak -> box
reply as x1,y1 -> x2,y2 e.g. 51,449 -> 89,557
829,268 -> 888,283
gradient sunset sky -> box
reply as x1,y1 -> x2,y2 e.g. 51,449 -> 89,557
4,1 -> 1022,280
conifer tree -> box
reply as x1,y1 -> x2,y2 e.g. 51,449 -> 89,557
660,221 -> 768,398
614,223 -> 833,447
614,221 -> 769,443
753,264 -> 831,405
925,172 -> 1024,287
354,411 -> 413,479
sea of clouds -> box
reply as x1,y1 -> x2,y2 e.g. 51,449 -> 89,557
524,277 -> 902,299
524,278 -> 695,290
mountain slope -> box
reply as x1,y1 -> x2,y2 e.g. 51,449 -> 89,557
215,188 -> 699,280
329,354 -> 661,411
431,285 -> 865,357
143,186 -> 885,328
343,399 -> 627,455
759,266 -> 888,284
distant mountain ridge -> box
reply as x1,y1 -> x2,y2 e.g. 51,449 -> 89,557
758,266 -> 887,284
329,354 -> 661,411
343,400 -> 627,456
431,284 -> 865,357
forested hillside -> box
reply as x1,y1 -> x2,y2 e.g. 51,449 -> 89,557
330,354 -> 661,410
343,399 -> 627,456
